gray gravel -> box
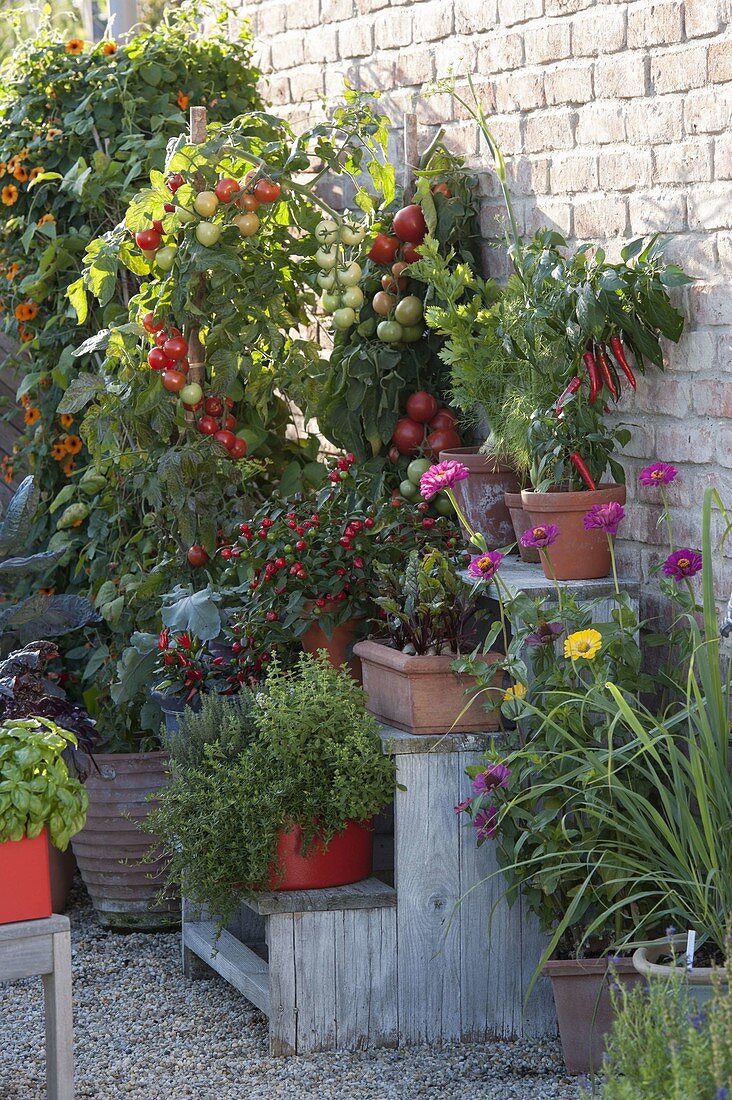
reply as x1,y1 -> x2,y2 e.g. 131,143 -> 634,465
0,879 -> 581,1099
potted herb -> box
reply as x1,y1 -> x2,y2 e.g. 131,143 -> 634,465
147,653 -> 397,928
0,717 -> 88,924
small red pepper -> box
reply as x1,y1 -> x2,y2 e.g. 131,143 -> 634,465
555,375 -> 582,417
569,451 -> 597,491
583,350 -> 601,405
596,343 -> 619,400
609,334 -> 637,390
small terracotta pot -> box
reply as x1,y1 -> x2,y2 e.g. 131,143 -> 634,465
544,957 -> 642,1073
301,616 -> 363,681
438,447 -> 520,549
269,820 -> 373,891
504,491 -> 540,563
353,639 -> 501,735
521,483 -> 627,581
0,829 -> 52,924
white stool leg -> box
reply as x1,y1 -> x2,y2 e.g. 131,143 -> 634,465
43,928 -> 74,1100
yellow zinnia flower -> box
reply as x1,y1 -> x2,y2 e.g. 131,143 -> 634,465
564,629 -> 603,662
1,185 -> 18,206
503,683 -> 527,702
65,38 -> 84,55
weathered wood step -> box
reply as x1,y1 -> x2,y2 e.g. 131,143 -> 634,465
245,876 -> 396,915
182,921 -> 270,1016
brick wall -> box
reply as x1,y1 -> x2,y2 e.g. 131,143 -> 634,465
234,0 -> 732,603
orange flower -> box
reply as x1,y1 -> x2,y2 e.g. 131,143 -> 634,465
1,185 -> 18,206
6,263 -> 20,281
39,586 -> 56,595
6,156 -> 19,173
65,38 -> 84,55
2,467 -> 13,485
47,128 -> 62,140
177,91 -> 190,110
0,163 -> 5,178
101,40 -> 117,55
37,213 -> 55,226
18,324 -> 33,343
61,457 -> 75,478
59,413 -> 74,429
24,407 -> 41,425
63,434 -> 83,455
13,165 -> 28,183
51,442 -> 66,461
29,167 -> 45,183
15,302 -> 37,322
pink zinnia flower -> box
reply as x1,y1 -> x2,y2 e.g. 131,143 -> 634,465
472,763 -> 511,794
473,805 -> 498,840
583,501 -> 625,536
520,524 -> 559,549
467,551 -> 503,581
419,460 -> 470,501
663,548 -> 702,582
639,462 -> 677,487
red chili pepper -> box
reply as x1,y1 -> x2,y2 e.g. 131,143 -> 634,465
569,451 -> 597,491
555,375 -> 582,417
609,334 -> 637,390
596,344 -> 618,400
583,350 -> 601,405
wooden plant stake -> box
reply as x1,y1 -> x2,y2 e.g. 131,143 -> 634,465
185,105 -> 208,427
402,111 -> 419,202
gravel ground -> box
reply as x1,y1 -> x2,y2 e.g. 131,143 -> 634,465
1,879 -> 581,1100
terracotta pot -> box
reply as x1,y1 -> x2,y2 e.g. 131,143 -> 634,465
521,483 -> 627,581
269,820 -> 373,891
438,447 -> 520,549
72,752 -> 179,931
301,616 -> 362,681
544,957 -> 642,1073
49,843 -> 77,913
353,639 -> 501,735
504,491 -> 540,563
0,829 -> 52,924
633,933 -> 727,1008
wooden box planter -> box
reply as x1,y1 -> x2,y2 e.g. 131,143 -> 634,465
0,829 -> 52,924
353,640 -> 501,735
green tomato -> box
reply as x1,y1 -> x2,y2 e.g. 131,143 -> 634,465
401,324 -> 423,343
434,494 -> 454,516
194,191 -> 219,217
407,457 -> 433,486
377,320 -> 404,344
155,246 -> 177,271
180,382 -> 203,405
317,270 -> 336,290
315,245 -> 338,269
176,207 -> 197,225
399,479 -> 418,499
341,221 -> 366,245
195,221 -> 222,247
335,261 -> 362,286
342,285 -> 364,308
321,291 -> 341,314
314,219 -> 338,245
394,295 -> 424,326
332,306 -> 356,330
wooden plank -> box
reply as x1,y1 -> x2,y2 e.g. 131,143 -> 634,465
334,906 -> 398,1050
293,910 -> 337,1053
182,922 -> 270,1016
43,928 -> 74,1100
520,893 -> 558,1039
0,935 -> 53,982
380,725 -> 497,755
247,876 -> 396,915
395,751 -> 462,1044
0,915 -> 70,942
267,914 -> 297,1056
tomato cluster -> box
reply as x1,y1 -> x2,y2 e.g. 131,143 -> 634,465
315,218 -> 368,331
389,391 -> 461,459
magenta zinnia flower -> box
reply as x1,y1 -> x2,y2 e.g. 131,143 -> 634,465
663,548 -> 702,582
472,763 -> 511,794
639,462 -> 677,487
467,551 -> 503,581
454,797 -> 472,815
419,460 -> 470,501
526,621 -> 564,647
520,524 -> 559,549
583,501 -> 625,536
473,805 -> 498,840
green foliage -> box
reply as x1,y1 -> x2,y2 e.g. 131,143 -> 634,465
0,716 -> 88,848
147,653 -> 397,926
582,961 -> 732,1099
163,691 -> 257,772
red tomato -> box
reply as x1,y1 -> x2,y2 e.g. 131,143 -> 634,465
204,396 -> 223,417
142,312 -> 164,334
236,192 -> 260,212
213,429 -> 237,450
215,177 -> 240,203
135,229 -> 162,252
229,436 -> 248,459
161,369 -> 187,393
406,391 -> 439,424
426,428 -> 461,457
372,291 -> 395,316
147,347 -> 168,371
225,397 -> 234,409
253,178 -> 281,204
187,545 -> 208,568
393,204 -> 427,244
431,183 -> 452,199
163,336 -> 188,361
388,445 -> 400,464
429,408 -> 459,432
368,233 -> 400,265
381,273 -> 407,293
163,202 -> 175,213
402,242 -> 422,264
152,219 -> 164,233
197,415 -> 218,435
392,417 -> 425,456
155,330 -> 168,347
167,173 -> 184,193
224,414 -> 236,431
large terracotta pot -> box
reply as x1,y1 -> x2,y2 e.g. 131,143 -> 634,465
544,957 -> 642,1073
504,491 -> 540,563
301,616 -> 362,681
438,447 -> 520,549
353,639 -> 501,735
269,820 -> 373,891
521,483 -> 627,581
0,829 -> 52,924
71,752 -> 179,931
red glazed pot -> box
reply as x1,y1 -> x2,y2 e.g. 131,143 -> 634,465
301,616 -> 363,682
0,829 -> 52,924
438,447 -> 520,549
269,820 -> 373,891
521,484 -> 627,581
504,491 -> 540,563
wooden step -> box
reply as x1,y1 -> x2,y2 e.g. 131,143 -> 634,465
245,876 -> 396,916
